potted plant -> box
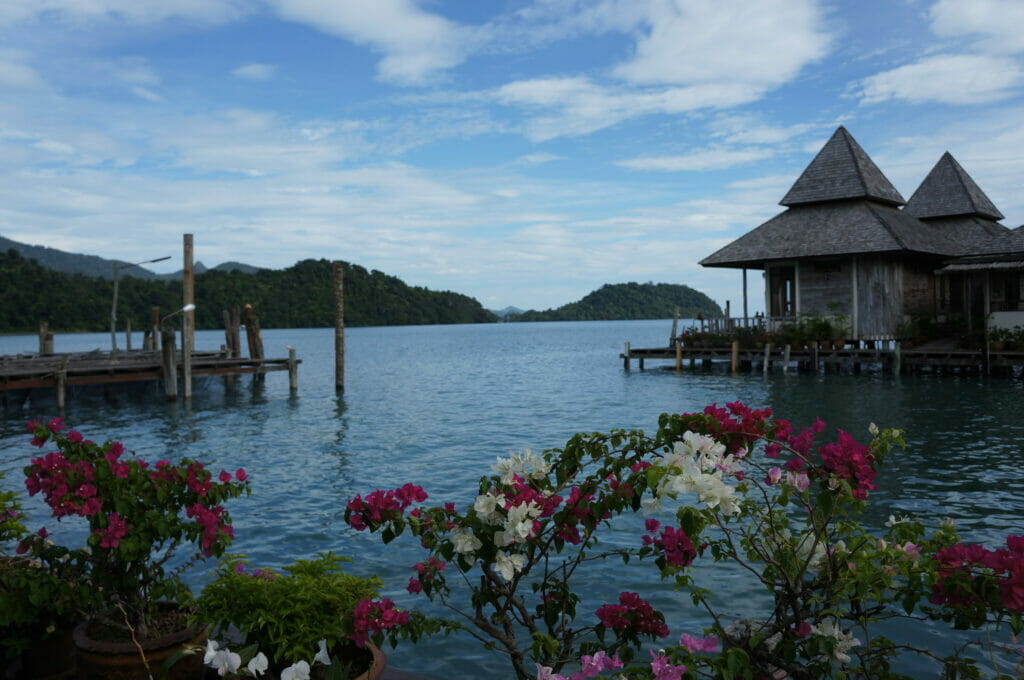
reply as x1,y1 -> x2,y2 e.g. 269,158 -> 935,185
194,552 -> 390,678
20,417 -> 250,679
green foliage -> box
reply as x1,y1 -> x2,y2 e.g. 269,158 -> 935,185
0,250 -> 496,333
0,470 -> 26,545
509,282 -> 721,322
195,552 -> 381,670
0,544 -> 101,661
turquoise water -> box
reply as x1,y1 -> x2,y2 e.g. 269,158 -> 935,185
2,320 -> 1023,677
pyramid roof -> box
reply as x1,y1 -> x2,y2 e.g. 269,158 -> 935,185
780,127 -> 905,207
903,152 -> 1004,220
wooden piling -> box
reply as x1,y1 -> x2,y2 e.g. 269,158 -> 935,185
731,341 -> 739,374
811,340 -> 819,373
288,347 -> 298,392
223,310 -> 233,356
675,340 -> 682,372
782,344 -> 791,374
893,342 -> 902,375
38,321 -> 54,354
763,343 -> 772,374
230,306 -> 241,357
623,342 -> 631,370
669,308 -> 679,347
56,369 -> 66,411
150,307 -> 160,351
333,262 -> 345,392
183,234 -> 194,399
125,318 -> 132,351
161,328 -> 178,401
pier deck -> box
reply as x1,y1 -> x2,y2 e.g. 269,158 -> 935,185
620,341 -> 1024,375
1,349 -> 300,405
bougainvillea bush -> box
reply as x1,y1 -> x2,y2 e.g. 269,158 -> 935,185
346,403 -> 1024,679
18,418 -> 250,638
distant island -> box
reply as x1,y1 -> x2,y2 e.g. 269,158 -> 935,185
0,236 -> 721,333
507,282 -> 722,322
0,248 -> 495,333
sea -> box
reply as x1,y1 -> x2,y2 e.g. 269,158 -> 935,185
1,320 -> 1022,678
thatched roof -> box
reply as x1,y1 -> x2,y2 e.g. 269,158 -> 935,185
904,152 -> 1004,220
780,127 -> 905,207
700,200 -> 975,268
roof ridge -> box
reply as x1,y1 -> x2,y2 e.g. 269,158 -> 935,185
841,127 -> 870,197
864,201 -> 907,251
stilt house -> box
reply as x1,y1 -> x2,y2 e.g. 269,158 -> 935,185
700,127 -> 1024,340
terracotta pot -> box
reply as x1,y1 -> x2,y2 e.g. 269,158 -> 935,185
354,643 -> 386,680
73,607 -> 207,680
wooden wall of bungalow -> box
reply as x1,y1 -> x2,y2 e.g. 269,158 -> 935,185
764,254 -> 941,340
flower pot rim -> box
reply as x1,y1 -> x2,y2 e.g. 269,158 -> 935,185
73,603 -> 206,655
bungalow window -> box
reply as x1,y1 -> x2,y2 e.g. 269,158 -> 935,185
991,271 -> 1022,311
768,266 -> 796,317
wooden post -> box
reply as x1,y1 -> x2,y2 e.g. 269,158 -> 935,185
675,340 -> 682,372
223,310 -> 232,356
38,321 -> 54,354
56,369 -> 66,411
623,342 -> 631,370
231,306 -> 241,358
161,328 -> 177,401
669,308 -> 679,347
731,341 -> 739,374
333,262 -> 345,392
725,300 -> 731,329
782,344 -> 791,374
811,340 -> 819,373
893,342 -> 901,375
288,347 -> 298,392
150,307 -> 160,351
182,234 -> 194,399
125,318 -> 132,351
639,356 -> 645,371
742,268 -> 748,320
243,304 -> 265,381
763,343 -> 772,374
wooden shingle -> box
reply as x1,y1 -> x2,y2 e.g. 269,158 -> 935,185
903,152 -> 1004,220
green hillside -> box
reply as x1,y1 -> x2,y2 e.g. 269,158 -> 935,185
508,282 -> 721,322
0,250 -> 496,333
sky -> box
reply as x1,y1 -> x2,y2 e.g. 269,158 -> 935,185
2,0 -> 1023,313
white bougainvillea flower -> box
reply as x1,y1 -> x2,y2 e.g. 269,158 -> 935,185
495,551 -> 526,580
209,649 -> 241,677
492,449 -> 550,484
473,493 -> 506,525
280,660 -> 311,680
204,639 -> 220,665
313,639 -> 332,666
810,619 -> 860,664
451,527 -> 483,556
247,652 -> 268,676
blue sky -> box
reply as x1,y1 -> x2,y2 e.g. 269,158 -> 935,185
2,0 -> 1023,312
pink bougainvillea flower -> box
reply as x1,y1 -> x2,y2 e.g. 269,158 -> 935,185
679,633 -> 719,652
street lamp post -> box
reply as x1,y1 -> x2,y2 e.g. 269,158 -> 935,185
110,256 -> 171,351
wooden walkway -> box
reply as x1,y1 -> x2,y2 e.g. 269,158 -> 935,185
0,349 -> 299,407
620,340 -> 1024,375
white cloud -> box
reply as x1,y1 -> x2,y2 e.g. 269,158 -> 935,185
495,76 -> 760,141
710,116 -> 818,145
856,53 -> 1023,105
0,59 -> 46,89
233,63 -> 277,81
132,86 -> 163,102
268,0 -> 474,85
618,147 -> 772,172
930,0 -> 1024,54
611,0 -> 830,87
0,0 -> 247,26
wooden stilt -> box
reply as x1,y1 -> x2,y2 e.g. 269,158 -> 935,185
811,340 -> 819,373
288,347 -> 298,392
183,234 -> 194,399
783,344 -> 791,374
763,343 -> 772,374
125,318 -> 132,351
623,342 -> 631,370
894,342 -> 901,375
150,307 -> 160,351
333,262 -> 345,392
161,328 -> 178,401
675,340 -> 682,372
731,341 -> 739,374
56,370 -> 66,411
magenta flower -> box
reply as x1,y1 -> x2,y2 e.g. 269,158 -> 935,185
679,633 -> 719,652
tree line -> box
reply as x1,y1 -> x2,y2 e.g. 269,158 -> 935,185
0,250 -> 496,333
507,282 -> 722,322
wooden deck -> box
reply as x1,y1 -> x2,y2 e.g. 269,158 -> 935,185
0,349 -> 300,406
620,340 -> 1024,375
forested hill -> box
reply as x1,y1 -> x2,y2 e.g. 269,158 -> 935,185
0,251 -> 496,333
507,282 -> 721,322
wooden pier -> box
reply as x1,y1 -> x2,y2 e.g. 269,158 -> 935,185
0,348 -> 300,409
620,340 -> 1024,376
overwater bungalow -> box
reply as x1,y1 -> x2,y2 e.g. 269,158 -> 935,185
700,127 -> 1024,342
